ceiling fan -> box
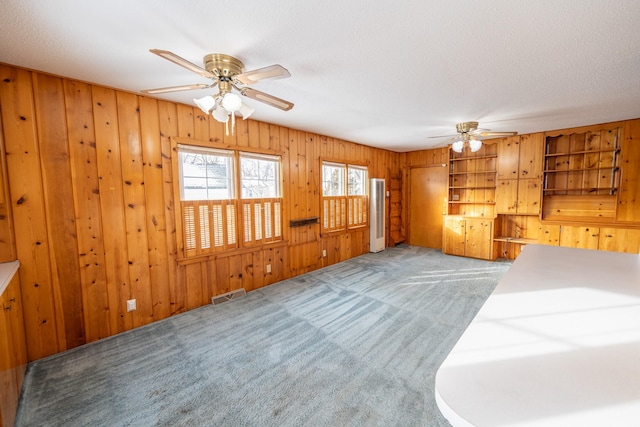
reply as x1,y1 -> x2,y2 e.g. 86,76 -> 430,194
142,49 -> 294,134
430,121 -> 517,153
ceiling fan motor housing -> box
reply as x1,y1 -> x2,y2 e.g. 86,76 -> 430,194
204,53 -> 244,93
456,121 -> 479,134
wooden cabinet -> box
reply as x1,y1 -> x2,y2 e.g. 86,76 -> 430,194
443,216 -> 465,256
496,178 -> 541,215
599,228 -> 640,253
496,133 -> 544,180
448,144 -> 497,218
559,225 -> 600,250
617,118 -> 640,222
443,216 -> 495,260
538,223 -> 560,246
496,134 -> 543,215
537,225 -> 640,254
388,173 -> 404,246
0,264 -> 26,427
496,136 -> 520,179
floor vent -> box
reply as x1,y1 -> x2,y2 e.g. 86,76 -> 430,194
211,288 -> 246,305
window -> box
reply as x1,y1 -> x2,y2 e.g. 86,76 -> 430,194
347,165 -> 368,228
321,161 -> 368,233
239,153 -> 282,245
179,146 -> 234,200
240,153 -> 280,198
177,143 -> 282,258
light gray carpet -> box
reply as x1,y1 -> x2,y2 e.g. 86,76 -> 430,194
16,245 -> 511,426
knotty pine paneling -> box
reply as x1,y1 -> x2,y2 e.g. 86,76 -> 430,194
0,64 -> 400,361
92,85 -> 134,337
158,100 -> 184,315
64,79 -> 109,348
0,115 -> 15,263
33,73 -> 86,350
0,65 -> 60,360
139,96 -> 172,321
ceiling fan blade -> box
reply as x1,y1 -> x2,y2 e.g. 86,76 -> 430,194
440,136 -> 460,145
240,87 -> 294,111
428,133 -> 458,139
235,64 -> 291,85
476,130 -> 518,137
141,83 -> 214,94
149,49 -> 215,79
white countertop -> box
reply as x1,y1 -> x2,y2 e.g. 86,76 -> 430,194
435,245 -> 640,427
0,260 -> 20,296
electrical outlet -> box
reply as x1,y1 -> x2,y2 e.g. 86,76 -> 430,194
322,249 -> 327,257
266,264 -> 272,273
126,299 -> 136,312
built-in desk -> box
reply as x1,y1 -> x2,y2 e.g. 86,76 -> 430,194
435,244 -> 640,426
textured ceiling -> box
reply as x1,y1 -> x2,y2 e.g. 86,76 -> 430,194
2,0 -> 640,152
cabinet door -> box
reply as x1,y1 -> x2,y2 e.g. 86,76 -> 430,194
516,178 -> 541,214
465,218 -> 493,260
496,179 -> 517,214
497,136 -> 520,179
443,216 -> 465,256
559,226 -> 600,250
519,133 -> 544,179
538,224 -> 560,246
599,228 -> 640,253
6,275 -> 27,391
617,119 -> 640,222
0,289 -> 19,427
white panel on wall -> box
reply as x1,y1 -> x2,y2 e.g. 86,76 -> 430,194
370,178 -> 385,252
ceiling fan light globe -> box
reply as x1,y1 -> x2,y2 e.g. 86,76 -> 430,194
469,139 -> 483,152
193,95 -> 216,114
452,140 -> 464,153
221,92 -> 242,112
238,102 -> 255,119
213,106 -> 230,122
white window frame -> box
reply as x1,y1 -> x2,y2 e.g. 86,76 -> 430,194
175,141 -> 283,259
321,161 -> 368,233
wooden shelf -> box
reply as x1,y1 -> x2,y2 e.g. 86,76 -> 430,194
544,167 -> 619,173
449,186 -> 496,190
449,170 -> 496,175
544,148 -> 620,157
494,236 -> 537,244
449,201 -> 495,205
544,187 -> 617,193
450,154 -> 497,161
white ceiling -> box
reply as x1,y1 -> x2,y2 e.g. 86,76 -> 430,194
2,1 -> 640,152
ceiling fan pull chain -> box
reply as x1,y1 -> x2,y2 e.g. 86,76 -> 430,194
231,111 -> 236,136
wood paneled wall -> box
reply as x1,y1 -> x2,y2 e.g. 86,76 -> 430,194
2,61 -> 639,362
0,64 -> 401,361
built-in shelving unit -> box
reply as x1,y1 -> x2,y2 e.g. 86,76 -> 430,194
543,132 -> 620,196
444,144 -> 498,260
542,127 -> 621,222
448,148 -> 497,218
